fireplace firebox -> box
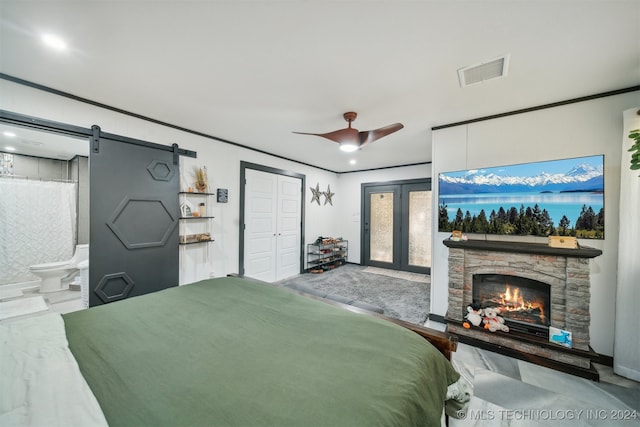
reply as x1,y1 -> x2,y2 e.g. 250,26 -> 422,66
473,274 -> 550,338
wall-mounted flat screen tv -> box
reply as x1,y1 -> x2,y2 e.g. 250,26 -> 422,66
438,155 -> 604,239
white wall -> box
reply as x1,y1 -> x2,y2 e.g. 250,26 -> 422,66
431,91 -> 639,356
336,164 -> 431,263
0,79 -> 339,283
614,107 -> 640,380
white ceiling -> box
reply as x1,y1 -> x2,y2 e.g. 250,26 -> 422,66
1,1 -> 639,172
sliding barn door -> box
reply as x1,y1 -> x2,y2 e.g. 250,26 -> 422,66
89,133 -> 179,306
244,168 -> 301,282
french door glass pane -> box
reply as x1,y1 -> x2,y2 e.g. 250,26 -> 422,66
370,192 -> 394,263
408,190 -> 431,267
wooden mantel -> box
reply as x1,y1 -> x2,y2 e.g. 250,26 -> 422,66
442,239 -> 602,259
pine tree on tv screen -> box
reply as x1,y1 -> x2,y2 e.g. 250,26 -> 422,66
438,155 -> 605,239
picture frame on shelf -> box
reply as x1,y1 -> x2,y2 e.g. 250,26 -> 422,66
180,200 -> 194,217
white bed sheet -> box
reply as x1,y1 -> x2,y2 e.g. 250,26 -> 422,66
0,312 -> 107,427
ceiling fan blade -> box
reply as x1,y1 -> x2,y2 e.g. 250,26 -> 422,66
359,123 -> 404,147
293,127 -> 359,144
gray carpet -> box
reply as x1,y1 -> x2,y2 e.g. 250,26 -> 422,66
277,264 -> 430,325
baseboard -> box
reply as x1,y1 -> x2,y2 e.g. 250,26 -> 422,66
592,351 -> 614,367
428,313 -> 446,324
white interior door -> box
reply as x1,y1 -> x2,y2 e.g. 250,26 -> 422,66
244,169 -> 301,282
244,169 -> 277,282
276,175 -> 301,280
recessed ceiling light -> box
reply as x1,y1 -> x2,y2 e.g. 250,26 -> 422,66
349,159 -> 356,165
4,146 -> 16,151
42,33 -> 67,51
3,131 -> 16,137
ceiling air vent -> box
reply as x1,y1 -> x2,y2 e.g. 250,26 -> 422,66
458,54 -> 510,87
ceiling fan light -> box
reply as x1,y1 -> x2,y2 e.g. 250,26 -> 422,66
339,142 -> 358,152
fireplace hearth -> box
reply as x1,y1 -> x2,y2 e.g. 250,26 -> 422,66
443,239 -> 602,380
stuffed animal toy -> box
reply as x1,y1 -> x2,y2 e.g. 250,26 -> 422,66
483,307 -> 510,332
462,304 -> 483,328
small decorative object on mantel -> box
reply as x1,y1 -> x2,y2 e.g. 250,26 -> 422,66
449,230 -> 463,241
310,182 -> 322,205
194,166 -> 209,193
323,185 -> 334,206
548,236 -> 578,249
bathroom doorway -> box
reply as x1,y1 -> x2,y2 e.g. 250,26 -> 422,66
0,121 -> 90,290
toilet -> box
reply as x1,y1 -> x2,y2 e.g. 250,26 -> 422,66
29,244 -> 89,293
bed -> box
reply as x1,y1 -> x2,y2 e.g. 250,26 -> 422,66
2,276 -> 468,426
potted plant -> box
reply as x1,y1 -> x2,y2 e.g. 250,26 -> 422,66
628,128 -> 640,176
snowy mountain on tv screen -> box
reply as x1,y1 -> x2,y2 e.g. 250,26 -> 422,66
439,162 -> 604,195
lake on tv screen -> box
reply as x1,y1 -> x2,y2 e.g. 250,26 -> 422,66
440,192 -> 603,225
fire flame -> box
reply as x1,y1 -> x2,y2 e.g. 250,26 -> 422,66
500,285 -> 527,310
499,284 -> 545,321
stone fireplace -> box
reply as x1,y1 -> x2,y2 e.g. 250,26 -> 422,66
443,239 -> 602,379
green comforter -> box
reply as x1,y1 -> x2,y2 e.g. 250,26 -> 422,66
63,276 -> 459,427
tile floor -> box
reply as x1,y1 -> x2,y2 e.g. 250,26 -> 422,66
0,287 -> 84,323
424,320 -> 640,426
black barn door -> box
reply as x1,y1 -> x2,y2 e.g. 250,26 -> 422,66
89,129 -> 179,307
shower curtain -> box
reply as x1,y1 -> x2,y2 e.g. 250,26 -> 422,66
0,179 -> 77,285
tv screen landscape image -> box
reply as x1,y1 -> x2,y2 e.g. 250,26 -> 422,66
438,155 -> 604,239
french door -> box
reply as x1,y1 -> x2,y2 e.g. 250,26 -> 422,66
362,179 -> 432,274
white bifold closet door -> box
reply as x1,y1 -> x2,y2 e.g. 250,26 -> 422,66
244,169 -> 301,282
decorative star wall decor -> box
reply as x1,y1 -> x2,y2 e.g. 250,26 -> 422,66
310,183 -> 322,205
323,185 -> 335,206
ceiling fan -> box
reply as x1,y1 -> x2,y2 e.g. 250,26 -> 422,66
293,112 -> 404,152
